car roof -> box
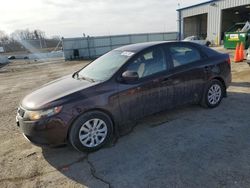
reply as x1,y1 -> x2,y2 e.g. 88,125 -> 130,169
114,41 -> 221,58
114,41 -> 174,53
114,41 -> 216,55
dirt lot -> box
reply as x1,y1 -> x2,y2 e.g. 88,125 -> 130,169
1,51 -> 250,188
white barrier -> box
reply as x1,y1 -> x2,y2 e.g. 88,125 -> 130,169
0,56 -> 9,64
28,51 -> 63,60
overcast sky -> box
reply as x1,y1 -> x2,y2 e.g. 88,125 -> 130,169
0,0 -> 206,38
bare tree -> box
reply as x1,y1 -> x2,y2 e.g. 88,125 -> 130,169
35,29 -> 46,39
51,35 -> 61,40
0,29 -> 56,52
34,30 -> 39,39
0,30 -> 9,44
11,29 -> 28,40
10,29 -> 46,40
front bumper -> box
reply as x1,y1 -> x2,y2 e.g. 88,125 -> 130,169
16,114 -> 69,146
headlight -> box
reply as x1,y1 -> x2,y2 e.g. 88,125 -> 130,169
25,106 -> 63,121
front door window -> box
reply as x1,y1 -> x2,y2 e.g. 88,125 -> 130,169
126,48 -> 167,78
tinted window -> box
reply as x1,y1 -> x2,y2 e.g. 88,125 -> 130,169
169,45 -> 201,67
126,48 -> 166,78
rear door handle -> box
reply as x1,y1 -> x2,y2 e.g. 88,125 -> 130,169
204,66 -> 211,72
161,77 -> 171,84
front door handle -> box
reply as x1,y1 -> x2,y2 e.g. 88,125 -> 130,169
161,77 -> 181,84
162,77 -> 181,84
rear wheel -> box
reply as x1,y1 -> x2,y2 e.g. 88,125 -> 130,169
69,111 -> 113,152
201,80 -> 224,108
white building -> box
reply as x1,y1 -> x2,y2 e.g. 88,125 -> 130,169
177,0 -> 250,45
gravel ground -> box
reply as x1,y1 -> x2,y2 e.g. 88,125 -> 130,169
0,52 -> 250,188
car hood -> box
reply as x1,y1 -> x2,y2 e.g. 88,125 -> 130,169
21,75 -> 98,110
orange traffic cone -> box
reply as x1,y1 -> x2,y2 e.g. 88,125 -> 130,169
234,43 -> 241,63
239,42 -> 245,61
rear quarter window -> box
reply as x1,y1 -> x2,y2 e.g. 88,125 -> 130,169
169,46 -> 201,67
201,46 -> 220,58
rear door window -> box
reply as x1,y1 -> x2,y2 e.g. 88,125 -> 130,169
125,47 -> 167,78
169,45 -> 201,68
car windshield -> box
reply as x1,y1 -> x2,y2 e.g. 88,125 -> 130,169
77,50 -> 133,81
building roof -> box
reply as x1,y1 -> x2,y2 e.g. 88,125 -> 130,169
177,0 -> 220,11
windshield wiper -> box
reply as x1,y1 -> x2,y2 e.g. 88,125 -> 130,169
76,75 -> 95,82
81,76 -> 95,83
73,72 -> 96,82
73,71 -> 80,79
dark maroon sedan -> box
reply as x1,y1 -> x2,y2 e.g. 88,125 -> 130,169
16,41 -> 231,152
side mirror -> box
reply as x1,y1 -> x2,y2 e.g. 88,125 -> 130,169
121,70 -> 139,83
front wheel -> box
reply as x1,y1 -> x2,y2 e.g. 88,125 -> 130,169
201,80 -> 224,108
69,111 -> 113,152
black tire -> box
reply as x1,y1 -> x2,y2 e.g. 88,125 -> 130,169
69,111 -> 113,152
201,80 -> 224,108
